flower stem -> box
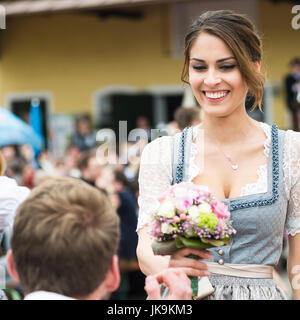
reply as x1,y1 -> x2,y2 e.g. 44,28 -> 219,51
188,254 -> 199,298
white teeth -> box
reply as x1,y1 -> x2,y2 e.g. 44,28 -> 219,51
205,91 -> 228,99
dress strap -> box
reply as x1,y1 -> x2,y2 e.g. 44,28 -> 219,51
172,127 -> 192,185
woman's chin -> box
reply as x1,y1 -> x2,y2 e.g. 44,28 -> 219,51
202,106 -> 233,118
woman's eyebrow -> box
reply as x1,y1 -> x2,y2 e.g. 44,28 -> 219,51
190,56 -> 236,63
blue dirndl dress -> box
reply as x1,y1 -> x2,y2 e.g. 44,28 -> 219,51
170,124 -> 288,300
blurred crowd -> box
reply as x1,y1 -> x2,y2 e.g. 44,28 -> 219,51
0,105 -> 201,300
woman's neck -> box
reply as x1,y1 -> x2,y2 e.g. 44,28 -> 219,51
200,112 -> 259,146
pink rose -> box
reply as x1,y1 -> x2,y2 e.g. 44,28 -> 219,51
180,213 -> 187,220
150,219 -> 162,237
210,201 -> 230,219
173,216 -> 180,223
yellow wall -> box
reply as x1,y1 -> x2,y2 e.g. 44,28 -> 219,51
0,5 -> 183,113
1,1 -> 299,128
259,0 -> 300,129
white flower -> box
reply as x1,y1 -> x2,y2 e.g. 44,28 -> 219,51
161,223 -> 174,234
157,198 -> 175,218
188,206 -> 201,224
198,202 -> 212,214
188,206 -> 199,218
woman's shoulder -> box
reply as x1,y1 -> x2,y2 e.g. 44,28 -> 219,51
285,128 -> 300,139
142,134 -> 173,154
284,129 -> 300,153
260,122 -> 300,141
140,134 -> 174,167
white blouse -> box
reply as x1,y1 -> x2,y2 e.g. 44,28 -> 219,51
137,122 -> 300,236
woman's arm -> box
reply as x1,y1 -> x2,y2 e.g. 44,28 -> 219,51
137,226 -> 170,275
137,225 -> 212,277
287,233 -> 300,300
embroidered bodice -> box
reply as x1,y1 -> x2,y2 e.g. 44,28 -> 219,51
137,123 -> 300,237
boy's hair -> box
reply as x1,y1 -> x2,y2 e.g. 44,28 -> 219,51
11,177 -> 120,297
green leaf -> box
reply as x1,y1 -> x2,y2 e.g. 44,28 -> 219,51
201,238 -> 230,247
178,236 -> 213,249
151,240 -> 178,255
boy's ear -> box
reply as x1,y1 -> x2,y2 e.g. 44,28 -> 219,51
103,255 -> 120,293
6,249 -> 20,282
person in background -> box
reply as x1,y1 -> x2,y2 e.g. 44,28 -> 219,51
0,151 -> 30,300
6,178 -> 192,300
284,57 -> 300,131
110,169 -> 144,299
78,151 -> 102,187
5,157 -> 27,186
72,115 -> 96,152
78,151 -> 120,211
174,105 -> 201,131
0,146 -> 17,163
136,116 -> 151,141
165,120 -> 180,136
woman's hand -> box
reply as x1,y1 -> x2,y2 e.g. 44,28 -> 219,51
169,248 -> 212,277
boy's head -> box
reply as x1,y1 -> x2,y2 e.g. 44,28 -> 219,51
7,177 -> 120,299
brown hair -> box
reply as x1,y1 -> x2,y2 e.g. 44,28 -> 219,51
174,106 -> 201,130
0,151 -> 6,175
11,177 -> 120,297
181,10 -> 265,111
77,150 -> 96,171
290,57 -> 300,67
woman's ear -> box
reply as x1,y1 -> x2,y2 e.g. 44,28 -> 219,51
254,60 -> 261,72
6,249 -> 20,282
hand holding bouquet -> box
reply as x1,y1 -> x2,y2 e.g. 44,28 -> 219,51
150,182 -> 236,255
149,182 -> 236,299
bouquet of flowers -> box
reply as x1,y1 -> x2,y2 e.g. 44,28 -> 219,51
150,182 -> 236,256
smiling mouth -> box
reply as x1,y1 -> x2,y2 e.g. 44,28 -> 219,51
202,90 -> 230,99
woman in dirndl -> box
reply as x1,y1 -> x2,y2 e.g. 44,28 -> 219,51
136,10 -> 300,300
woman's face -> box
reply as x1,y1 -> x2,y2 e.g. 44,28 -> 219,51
188,32 -> 248,118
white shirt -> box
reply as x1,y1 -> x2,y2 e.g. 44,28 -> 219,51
0,176 -> 30,231
137,122 -> 300,236
24,291 -> 75,300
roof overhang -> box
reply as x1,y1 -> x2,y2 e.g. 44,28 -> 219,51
1,0 -> 189,16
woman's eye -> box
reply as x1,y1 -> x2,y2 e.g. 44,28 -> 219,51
192,65 -> 207,71
220,65 -> 236,70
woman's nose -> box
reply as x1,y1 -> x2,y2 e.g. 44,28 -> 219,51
203,70 -> 221,86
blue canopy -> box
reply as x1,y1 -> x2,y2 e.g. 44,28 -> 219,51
0,106 -> 44,150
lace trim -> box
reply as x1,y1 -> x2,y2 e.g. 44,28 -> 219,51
240,164 -> 268,196
187,125 -> 200,182
230,124 -> 279,211
285,217 -> 300,236
178,124 -> 279,211
188,122 -> 270,195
